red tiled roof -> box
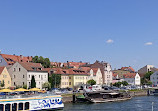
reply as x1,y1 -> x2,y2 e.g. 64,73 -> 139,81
121,66 -> 135,72
0,54 -> 32,65
19,62 -> 46,72
0,67 -> 5,74
91,68 -> 98,76
123,73 -> 136,78
80,67 -> 91,72
47,68 -> 89,75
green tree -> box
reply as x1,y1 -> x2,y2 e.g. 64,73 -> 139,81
31,75 -> 36,88
113,82 -> 122,87
141,71 -> 153,85
23,84 -> 27,89
32,56 -> 51,68
42,82 -> 51,90
49,74 -> 61,88
87,79 -> 96,85
1,80 -> 5,87
122,81 -> 129,86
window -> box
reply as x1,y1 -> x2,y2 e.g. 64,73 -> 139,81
13,68 -> 16,72
45,75 -> 46,78
29,75 -> 30,78
14,75 -> 16,78
23,82 -> 24,85
19,68 -> 21,72
69,82 -> 71,85
23,75 -> 24,78
39,82 -> 40,85
8,81 -> 10,84
14,82 -> 16,85
0,59 -> 2,63
69,77 -> 71,79
39,75 -> 40,78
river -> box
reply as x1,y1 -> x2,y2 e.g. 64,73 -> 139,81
63,96 -> 158,111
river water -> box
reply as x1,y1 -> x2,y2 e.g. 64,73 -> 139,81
63,96 -> 158,111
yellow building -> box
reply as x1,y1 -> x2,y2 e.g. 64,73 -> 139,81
46,68 -> 89,89
0,67 -> 11,88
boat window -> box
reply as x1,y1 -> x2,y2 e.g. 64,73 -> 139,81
0,104 -> 3,111
12,103 -> 17,111
19,103 -> 23,110
25,102 -> 30,110
5,104 -> 11,111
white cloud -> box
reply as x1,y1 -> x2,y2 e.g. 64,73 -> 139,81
106,39 -> 114,44
145,42 -> 153,46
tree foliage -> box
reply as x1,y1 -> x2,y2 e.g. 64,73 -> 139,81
113,81 -> 129,87
42,82 -> 51,90
87,79 -> 96,85
1,80 -> 5,87
141,71 -> 153,85
31,75 -> 36,88
23,84 -> 27,89
32,56 -> 51,68
48,74 -> 61,88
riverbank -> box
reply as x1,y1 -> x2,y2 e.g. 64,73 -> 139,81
129,89 -> 147,97
62,90 -> 148,103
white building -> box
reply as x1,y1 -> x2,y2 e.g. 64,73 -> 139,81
89,68 -> 103,85
150,71 -> 158,86
8,62 -> 48,89
124,73 -> 141,86
90,61 -> 113,86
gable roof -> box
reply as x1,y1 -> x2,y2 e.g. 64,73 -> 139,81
19,62 -> 46,72
121,66 -> 135,72
0,67 -> 5,74
0,54 -> 32,65
123,73 -> 136,78
46,68 -> 89,75
91,68 -> 99,76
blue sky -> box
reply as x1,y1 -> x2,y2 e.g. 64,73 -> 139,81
0,0 -> 158,71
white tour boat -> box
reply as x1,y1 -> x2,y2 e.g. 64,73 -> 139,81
0,93 -> 64,111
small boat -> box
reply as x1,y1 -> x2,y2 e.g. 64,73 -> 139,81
0,94 -> 64,111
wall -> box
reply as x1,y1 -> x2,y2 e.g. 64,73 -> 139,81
8,62 -> 27,87
27,71 -> 48,89
0,67 -> 11,88
61,75 -> 70,88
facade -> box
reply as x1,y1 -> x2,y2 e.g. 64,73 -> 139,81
113,73 -> 141,86
0,54 -> 32,66
124,73 -> 141,86
8,62 -> 48,89
0,67 -> 11,88
47,68 -> 89,89
150,71 -> 158,86
89,68 -> 103,85
90,61 -> 112,86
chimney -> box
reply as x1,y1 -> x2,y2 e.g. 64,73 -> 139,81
20,55 -> 23,59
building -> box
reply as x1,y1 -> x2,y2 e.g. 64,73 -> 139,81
8,62 -> 48,89
150,71 -> 158,86
90,61 -> 112,86
123,73 -> 141,86
0,67 -> 11,88
113,73 -> 140,86
47,68 -> 89,89
0,54 -> 32,66
89,68 -> 103,85
138,65 -> 158,78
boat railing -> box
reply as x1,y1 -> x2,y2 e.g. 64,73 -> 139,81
0,92 -> 58,100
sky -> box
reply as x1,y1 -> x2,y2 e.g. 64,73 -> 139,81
0,0 -> 158,71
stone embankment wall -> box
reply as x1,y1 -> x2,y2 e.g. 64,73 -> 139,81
129,90 -> 147,97
62,96 -> 72,103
